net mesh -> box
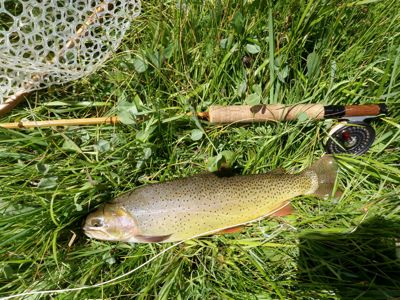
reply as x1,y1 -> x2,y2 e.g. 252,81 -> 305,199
0,0 -> 141,104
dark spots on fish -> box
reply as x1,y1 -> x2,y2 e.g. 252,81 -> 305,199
120,170 -> 312,242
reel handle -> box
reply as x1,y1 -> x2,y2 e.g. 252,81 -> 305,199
207,104 -> 387,124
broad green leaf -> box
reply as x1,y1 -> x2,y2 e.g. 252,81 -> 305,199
74,203 -> 83,212
220,38 -> 229,49
246,44 -> 261,54
118,98 -> 138,115
252,83 -> 262,96
147,50 -> 161,68
277,66 -> 289,82
207,153 -> 224,172
62,139 -> 82,153
163,43 -> 174,59
133,57 -> 148,73
237,80 -> 247,96
190,129 -> 203,141
36,163 -> 49,175
231,12 -> 245,34
207,151 -> 236,172
117,99 -> 137,125
143,148 -> 152,159
307,52 -> 321,79
106,257 -> 116,265
245,93 -> 261,105
297,112 -> 309,122
37,177 -> 58,189
136,121 -> 156,143
118,111 -> 136,125
96,140 -> 110,153
220,150 -> 236,167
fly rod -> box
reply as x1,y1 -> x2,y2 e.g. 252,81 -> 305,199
0,103 -> 388,155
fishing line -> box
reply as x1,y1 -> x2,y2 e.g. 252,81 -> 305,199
1,203 -> 292,299
0,241 -> 182,300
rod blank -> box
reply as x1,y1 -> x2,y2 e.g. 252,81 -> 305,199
0,104 -> 387,129
0,116 -> 119,129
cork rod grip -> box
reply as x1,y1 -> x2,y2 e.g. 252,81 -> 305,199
208,104 -> 325,124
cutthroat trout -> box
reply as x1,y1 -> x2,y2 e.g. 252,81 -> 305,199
84,156 -> 338,243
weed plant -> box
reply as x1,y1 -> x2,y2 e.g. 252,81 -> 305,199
1,0 -> 399,299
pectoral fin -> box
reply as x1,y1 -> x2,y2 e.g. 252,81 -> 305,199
135,234 -> 172,243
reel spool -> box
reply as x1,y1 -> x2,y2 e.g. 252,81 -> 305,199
326,122 -> 376,155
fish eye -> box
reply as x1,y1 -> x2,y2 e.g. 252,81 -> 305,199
91,218 -> 104,228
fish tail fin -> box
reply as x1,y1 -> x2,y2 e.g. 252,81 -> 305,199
305,155 -> 341,199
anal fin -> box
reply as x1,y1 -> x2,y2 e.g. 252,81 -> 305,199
217,225 -> 244,235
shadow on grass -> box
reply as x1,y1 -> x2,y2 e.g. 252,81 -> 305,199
297,216 -> 400,299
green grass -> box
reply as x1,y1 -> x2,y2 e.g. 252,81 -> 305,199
1,0 -> 400,299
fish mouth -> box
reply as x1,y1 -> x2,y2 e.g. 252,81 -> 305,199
83,227 -> 94,238
83,226 -> 112,239
83,226 -> 98,237
83,225 -> 94,233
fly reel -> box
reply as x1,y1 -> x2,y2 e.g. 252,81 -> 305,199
326,122 -> 376,155
206,103 -> 387,156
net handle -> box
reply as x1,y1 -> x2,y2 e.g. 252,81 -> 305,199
0,1 -> 112,117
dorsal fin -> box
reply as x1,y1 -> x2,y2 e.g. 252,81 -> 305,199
269,168 -> 286,175
213,166 -> 237,178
